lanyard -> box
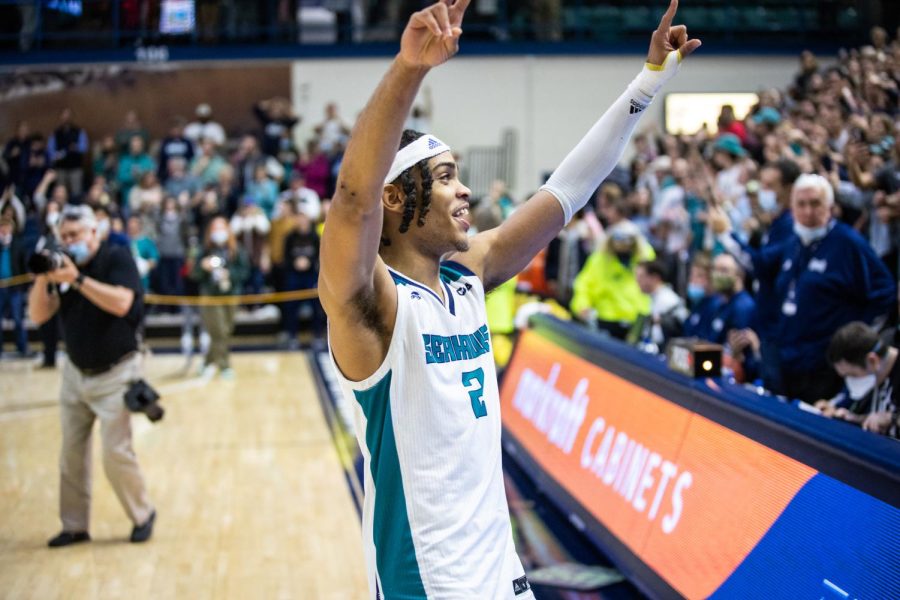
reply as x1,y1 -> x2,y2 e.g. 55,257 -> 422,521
782,222 -> 835,315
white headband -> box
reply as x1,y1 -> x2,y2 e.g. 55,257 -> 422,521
385,135 -> 451,184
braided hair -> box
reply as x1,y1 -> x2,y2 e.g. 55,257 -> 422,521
395,130 -> 434,234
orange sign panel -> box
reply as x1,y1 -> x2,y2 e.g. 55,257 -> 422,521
500,330 -> 817,598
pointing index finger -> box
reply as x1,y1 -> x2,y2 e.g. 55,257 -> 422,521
658,0 -> 678,32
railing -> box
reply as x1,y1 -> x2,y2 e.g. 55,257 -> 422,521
465,128 -> 517,199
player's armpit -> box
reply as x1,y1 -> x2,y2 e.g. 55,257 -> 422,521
322,254 -> 399,382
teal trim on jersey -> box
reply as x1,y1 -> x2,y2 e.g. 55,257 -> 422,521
439,263 -> 464,283
354,371 -> 427,598
441,260 -> 476,278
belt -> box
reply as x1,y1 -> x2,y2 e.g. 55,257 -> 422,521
77,351 -> 139,377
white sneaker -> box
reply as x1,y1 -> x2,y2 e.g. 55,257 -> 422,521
180,333 -> 194,356
199,332 -> 211,355
200,364 -> 217,380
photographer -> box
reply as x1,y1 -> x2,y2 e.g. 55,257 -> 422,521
28,205 -> 156,547
190,216 -> 249,379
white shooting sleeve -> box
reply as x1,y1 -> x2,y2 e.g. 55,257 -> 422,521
541,50 -> 683,224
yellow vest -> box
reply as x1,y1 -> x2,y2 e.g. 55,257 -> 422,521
485,277 -> 517,335
570,243 -> 654,323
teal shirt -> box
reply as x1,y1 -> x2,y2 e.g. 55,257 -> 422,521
190,155 -> 226,188
117,154 -> 156,203
131,236 -> 159,290
0,245 -> 11,280
246,179 -> 279,219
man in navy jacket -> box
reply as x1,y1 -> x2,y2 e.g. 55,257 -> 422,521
712,174 -> 897,402
683,254 -> 722,342
754,159 -> 801,391
708,252 -> 756,345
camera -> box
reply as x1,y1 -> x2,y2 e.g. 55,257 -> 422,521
124,379 -> 164,422
28,250 -> 67,274
208,255 -> 232,292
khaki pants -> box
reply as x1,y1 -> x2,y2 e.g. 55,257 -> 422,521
200,305 -> 236,369
59,354 -> 153,532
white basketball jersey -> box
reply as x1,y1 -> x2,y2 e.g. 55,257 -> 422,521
331,261 -> 534,600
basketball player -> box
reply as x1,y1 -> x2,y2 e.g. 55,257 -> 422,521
319,1 -> 700,597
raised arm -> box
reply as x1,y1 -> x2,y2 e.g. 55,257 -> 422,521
318,0 -> 469,308
709,206 -> 785,280
456,0 -> 701,290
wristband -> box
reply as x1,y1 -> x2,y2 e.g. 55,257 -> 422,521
74,273 -> 85,290
634,50 -> 682,99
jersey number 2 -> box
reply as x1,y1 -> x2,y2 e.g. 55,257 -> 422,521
462,368 -> 487,418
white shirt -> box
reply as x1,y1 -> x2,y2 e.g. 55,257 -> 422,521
184,120 -> 226,148
281,187 -> 322,221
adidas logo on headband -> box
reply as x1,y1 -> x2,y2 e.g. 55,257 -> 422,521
385,135 -> 451,184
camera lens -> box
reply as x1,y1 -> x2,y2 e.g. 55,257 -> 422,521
27,250 -> 64,274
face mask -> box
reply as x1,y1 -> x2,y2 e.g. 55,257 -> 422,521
96,219 -> 110,238
46,212 -> 60,227
757,189 -> 778,211
614,251 -> 633,266
67,241 -> 90,264
712,274 -> 736,294
0,234 -> 11,246
210,230 -> 228,246
845,373 -> 877,400
687,283 -> 706,303
793,222 -> 828,246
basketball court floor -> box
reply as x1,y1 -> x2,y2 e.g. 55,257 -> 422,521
0,352 -> 369,600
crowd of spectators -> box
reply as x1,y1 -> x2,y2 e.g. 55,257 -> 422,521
7,1 -> 884,55
4,1 -> 566,51
521,27 -> 899,438
1,95 -> 348,369
2,27 -> 899,434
